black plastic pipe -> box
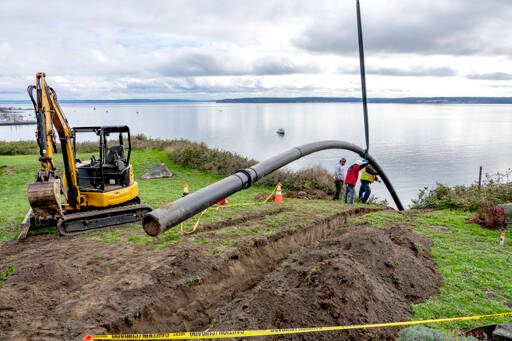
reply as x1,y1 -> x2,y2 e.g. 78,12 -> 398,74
142,140 -> 403,236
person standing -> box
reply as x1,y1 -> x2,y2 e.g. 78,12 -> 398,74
332,157 -> 346,200
344,159 -> 369,204
358,165 -> 381,203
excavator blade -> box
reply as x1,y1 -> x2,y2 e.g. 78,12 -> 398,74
27,178 -> 64,220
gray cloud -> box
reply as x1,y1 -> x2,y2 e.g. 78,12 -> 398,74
342,65 -> 457,77
369,67 -> 456,77
294,0 -> 512,56
154,52 -> 317,77
466,72 -> 512,80
0,0 -> 510,99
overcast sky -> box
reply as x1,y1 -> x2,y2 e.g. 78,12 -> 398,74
1,0 -> 512,100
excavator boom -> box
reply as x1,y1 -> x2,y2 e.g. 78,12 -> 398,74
26,73 -> 80,222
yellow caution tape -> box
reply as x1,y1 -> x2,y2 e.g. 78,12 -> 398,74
179,184 -> 279,235
179,209 -> 208,234
87,312 -> 512,340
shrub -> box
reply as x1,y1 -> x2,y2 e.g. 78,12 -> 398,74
0,135 -> 335,195
469,202 -> 506,229
162,137 -> 334,194
412,171 -> 512,211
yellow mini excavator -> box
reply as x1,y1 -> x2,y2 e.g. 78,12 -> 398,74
19,73 -> 151,239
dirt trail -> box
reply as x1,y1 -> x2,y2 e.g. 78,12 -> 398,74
0,206 -> 440,340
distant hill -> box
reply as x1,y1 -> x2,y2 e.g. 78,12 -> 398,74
60,99 -> 212,103
0,99 -> 212,104
3,97 -> 512,105
216,97 -> 512,104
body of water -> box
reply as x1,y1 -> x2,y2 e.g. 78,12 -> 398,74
2,102 -> 511,208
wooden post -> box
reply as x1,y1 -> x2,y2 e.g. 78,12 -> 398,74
478,166 -> 483,191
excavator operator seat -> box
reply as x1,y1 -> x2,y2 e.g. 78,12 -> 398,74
106,145 -> 126,166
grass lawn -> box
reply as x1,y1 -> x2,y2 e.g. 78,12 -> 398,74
0,149 -> 375,244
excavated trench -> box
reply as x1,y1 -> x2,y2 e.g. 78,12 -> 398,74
105,207 -> 391,333
1,205 -> 441,340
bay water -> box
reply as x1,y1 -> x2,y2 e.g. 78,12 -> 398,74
2,102 -> 511,208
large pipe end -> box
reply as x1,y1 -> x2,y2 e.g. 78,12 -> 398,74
142,212 -> 163,236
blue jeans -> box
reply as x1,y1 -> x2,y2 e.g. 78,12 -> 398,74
344,184 -> 355,203
359,181 -> 371,203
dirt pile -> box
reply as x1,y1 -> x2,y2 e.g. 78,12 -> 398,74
0,206 -> 440,340
212,226 -> 441,340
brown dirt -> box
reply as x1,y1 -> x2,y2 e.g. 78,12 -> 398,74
212,225 -> 441,340
253,192 -> 275,201
0,165 -> 16,174
0,207 -> 440,340
201,206 -> 291,231
290,189 -> 329,200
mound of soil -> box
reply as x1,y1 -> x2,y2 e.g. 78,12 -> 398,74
0,206 -> 440,340
292,189 -> 329,200
212,226 -> 441,340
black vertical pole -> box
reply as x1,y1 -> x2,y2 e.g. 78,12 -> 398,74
478,166 -> 483,191
356,0 -> 369,157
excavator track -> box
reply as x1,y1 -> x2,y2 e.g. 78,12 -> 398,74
57,204 -> 152,236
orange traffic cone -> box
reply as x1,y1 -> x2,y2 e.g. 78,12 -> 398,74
217,198 -> 229,205
183,183 -> 189,197
274,182 -> 283,203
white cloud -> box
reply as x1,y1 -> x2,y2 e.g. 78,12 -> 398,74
1,0 -> 511,99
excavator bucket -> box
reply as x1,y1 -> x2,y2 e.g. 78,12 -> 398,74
19,179 -> 63,240
27,178 -> 64,220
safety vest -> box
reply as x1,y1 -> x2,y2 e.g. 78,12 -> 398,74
360,166 -> 375,183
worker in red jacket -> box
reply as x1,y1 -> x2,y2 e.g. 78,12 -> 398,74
344,159 -> 370,204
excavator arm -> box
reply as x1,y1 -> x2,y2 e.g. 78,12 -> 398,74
26,73 -> 81,222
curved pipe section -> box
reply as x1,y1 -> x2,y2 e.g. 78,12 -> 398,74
143,140 -> 403,236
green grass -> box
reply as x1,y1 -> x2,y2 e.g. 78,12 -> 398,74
357,209 -> 512,332
0,149 -> 273,241
0,150 -> 373,246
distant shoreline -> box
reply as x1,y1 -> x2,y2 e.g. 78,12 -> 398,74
216,97 -> 512,104
2,97 -> 512,105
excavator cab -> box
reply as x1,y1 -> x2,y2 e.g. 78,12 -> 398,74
72,126 -> 133,191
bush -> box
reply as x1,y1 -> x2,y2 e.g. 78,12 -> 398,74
0,135 -> 335,195
412,171 -> 512,211
0,141 -> 39,155
469,202 -> 506,229
162,136 -> 334,194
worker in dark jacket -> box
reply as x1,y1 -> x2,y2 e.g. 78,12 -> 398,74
358,165 -> 381,203
332,157 -> 346,200
344,159 -> 369,204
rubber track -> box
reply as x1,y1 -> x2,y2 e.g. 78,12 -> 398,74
57,204 -> 152,236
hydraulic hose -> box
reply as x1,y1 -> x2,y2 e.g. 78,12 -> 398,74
142,140 -> 403,236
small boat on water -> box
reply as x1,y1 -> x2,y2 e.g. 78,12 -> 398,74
276,128 -> 285,135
